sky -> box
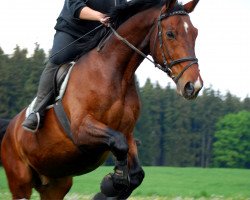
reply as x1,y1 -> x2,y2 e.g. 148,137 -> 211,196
0,0 -> 250,99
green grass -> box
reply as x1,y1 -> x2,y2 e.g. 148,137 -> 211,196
1,166 -> 250,199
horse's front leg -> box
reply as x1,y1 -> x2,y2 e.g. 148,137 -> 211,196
117,134 -> 145,199
76,115 -> 130,197
93,133 -> 145,200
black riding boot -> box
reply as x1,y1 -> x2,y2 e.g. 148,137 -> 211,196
22,62 -> 59,132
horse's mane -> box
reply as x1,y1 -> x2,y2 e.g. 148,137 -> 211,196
78,0 -> 184,56
109,0 -> 162,29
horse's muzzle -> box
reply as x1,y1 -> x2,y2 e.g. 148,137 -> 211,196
183,81 -> 203,100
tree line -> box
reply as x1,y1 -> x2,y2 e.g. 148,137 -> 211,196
136,80 -> 250,168
0,45 -> 249,168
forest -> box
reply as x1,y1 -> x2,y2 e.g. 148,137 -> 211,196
0,45 -> 250,169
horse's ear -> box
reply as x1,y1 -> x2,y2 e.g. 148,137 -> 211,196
165,0 -> 177,11
183,0 -> 199,13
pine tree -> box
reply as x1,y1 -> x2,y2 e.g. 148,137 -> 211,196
163,88 -> 196,166
242,96 -> 250,111
192,87 -> 224,167
135,79 -> 161,165
0,48 -> 11,117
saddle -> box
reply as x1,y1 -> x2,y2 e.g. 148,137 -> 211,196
54,62 -> 75,101
26,62 -> 74,117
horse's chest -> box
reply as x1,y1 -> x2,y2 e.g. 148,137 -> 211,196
105,99 -> 138,132
106,100 -> 127,125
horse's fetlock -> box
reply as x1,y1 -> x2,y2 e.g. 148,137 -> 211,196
112,159 -> 130,191
112,171 -> 130,189
130,168 -> 145,189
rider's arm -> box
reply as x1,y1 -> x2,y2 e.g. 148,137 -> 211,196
78,6 -> 107,22
66,0 -> 110,24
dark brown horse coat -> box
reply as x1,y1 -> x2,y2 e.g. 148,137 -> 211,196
0,0 -> 202,199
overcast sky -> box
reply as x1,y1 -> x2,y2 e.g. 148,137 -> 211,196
0,0 -> 250,98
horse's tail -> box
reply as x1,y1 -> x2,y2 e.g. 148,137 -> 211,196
0,118 -> 10,161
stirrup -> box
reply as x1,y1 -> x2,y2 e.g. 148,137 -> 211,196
23,112 -> 41,133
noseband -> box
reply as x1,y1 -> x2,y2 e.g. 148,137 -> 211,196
155,10 -> 198,83
109,10 -> 198,84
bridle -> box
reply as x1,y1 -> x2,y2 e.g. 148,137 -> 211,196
110,9 -> 198,84
156,10 -> 198,83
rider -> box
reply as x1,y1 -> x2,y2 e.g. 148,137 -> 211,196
22,0 -> 126,132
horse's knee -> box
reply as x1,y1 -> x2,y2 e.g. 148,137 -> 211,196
108,129 -> 128,160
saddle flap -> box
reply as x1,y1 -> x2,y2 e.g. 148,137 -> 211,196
54,62 -> 73,96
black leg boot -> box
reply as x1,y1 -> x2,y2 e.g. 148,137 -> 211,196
22,62 -> 59,132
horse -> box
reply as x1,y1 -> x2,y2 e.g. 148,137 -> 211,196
0,0 -> 203,199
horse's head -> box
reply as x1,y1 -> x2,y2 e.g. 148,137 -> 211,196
150,0 -> 203,100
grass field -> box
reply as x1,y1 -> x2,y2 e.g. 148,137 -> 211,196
0,166 -> 250,199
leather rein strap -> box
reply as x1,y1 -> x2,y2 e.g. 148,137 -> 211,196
110,10 -> 198,84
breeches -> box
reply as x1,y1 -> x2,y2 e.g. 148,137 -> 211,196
49,31 -> 84,65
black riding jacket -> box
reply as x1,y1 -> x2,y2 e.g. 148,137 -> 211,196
55,0 -> 126,38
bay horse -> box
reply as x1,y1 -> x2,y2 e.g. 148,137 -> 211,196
0,0 -> 203,199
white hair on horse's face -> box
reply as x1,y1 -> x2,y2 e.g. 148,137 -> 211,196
194,76 -> 202,90
184,21 -> 189,33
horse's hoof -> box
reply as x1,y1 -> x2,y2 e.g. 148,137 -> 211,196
100,172 -> 129,197
92,192 -> 107,200
101,174 -> 119,197
92,192 -> 118,200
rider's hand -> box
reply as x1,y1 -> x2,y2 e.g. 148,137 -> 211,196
79,7 -> 110,26
99,16 -> 110,27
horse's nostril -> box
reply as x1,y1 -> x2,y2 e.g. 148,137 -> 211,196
184,82 -> 195,97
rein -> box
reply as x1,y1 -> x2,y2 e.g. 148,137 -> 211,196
49,24 -> 104,60
49,9 -> 198,84
109,26 -> 161,69
110,10 -> 198,84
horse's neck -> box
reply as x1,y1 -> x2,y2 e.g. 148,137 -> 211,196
103,9 -> 158,84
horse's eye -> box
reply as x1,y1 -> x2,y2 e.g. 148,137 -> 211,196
166,31 -> 175,39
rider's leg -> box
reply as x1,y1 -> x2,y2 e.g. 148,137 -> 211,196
22,62 -> 59,132
22,31 -> 82,132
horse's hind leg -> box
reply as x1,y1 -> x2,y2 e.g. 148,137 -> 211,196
35,177 -> 72,200
3,161 -> 33,199
1,134 -> 33,199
